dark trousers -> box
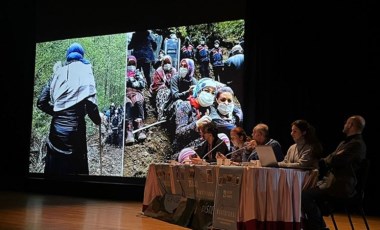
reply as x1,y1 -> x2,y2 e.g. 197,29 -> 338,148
44,147 -> 89,176
302,187 -> 329,230
199,61 -> 210,78
137,61 -> 152,88
125,101 -> 145,123
212,66 -> 223,81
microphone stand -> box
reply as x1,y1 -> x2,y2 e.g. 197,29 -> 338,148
225,145 -> 249,157
202,140 -> 224,160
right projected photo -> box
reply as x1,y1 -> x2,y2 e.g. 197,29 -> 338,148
29,19 -> 245,178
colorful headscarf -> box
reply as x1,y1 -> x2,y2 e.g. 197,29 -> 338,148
192,77 -> 217,98
127,55 -> 137,78
127,55 -> 137,65
180,58 -> 195,78
217,133 -> 231,150
178,147 -> 196,164
161,55 -> 172,65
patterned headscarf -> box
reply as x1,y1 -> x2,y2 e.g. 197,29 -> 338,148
217,133 -> 231,150
161,55 -> 172,65
192,77 -> 217,98
180,58 -> 195,78
127,55 -> 137,65
127,55 -> 137,78
178,147 -> 196,164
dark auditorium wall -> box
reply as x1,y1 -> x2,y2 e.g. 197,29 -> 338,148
2,0 -> 379,216
248,0 -> 379,216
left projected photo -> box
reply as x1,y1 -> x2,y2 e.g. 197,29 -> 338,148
29,19 -> 245,178
30,35 -> 127,177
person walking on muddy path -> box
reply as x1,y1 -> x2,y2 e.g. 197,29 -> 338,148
37,42 -> 101,176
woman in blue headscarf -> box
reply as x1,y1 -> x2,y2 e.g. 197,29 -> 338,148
37,42 -> 101,175
170,77 -> 218,155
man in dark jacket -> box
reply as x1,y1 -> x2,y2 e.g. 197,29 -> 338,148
128,30 -> 157,88
301,115 -> 367,230
221,44 -> 244,105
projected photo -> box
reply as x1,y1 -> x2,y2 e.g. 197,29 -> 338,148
29,19 -> 245,178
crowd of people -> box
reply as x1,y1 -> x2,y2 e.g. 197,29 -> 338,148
124,31 -> 246,153
175,115 -> 367,230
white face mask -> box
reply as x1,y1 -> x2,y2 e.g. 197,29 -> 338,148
127,66 -> 136,72
198,91 -> 215,107
215,44 -> 219,48
217,102 -> 234,115
179,67 -> 188,78
163,64 -> 171,71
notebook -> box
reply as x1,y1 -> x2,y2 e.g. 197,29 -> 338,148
255,145 -> 279,167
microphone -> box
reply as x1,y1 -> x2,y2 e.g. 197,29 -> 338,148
202,140 -> 224,159
225,145 -> 249,157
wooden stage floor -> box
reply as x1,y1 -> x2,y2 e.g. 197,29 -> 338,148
0,190 -> 378,229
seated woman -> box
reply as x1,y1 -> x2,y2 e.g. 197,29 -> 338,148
177,147 -> 197,164
177,133 -> 230,164
125,55 -> 147,144
209,86 -> 243,138
170,78 -> 218,155
149,55 -> 176,120
170,58 -> 197,103
191,121 -> 229,163
278,119 -> 323,169
228,127 -> 250,162
161,58 -> 197,123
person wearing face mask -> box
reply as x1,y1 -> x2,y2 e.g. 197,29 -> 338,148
159,58 -> 198,127
195,37 -> 210,78
125,55 -> 147,145
170,78 -> 218,156
209,86 -> 243,139
153,49 -> 166,70
127,30 -> 157,89
170,58 -> 198,102
150,55 -> 177,120
210,40 -> 224,81
180,36 -> 195,61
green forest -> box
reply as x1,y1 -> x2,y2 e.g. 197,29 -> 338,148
31,34 -> 127,167
29,19 -> 244,175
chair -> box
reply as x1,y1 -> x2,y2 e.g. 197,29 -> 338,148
329,158 -> 370,230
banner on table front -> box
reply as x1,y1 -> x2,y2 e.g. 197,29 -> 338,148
191,165 -> 218,229
213,166 -> 243,230
171,164 -> 196,199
